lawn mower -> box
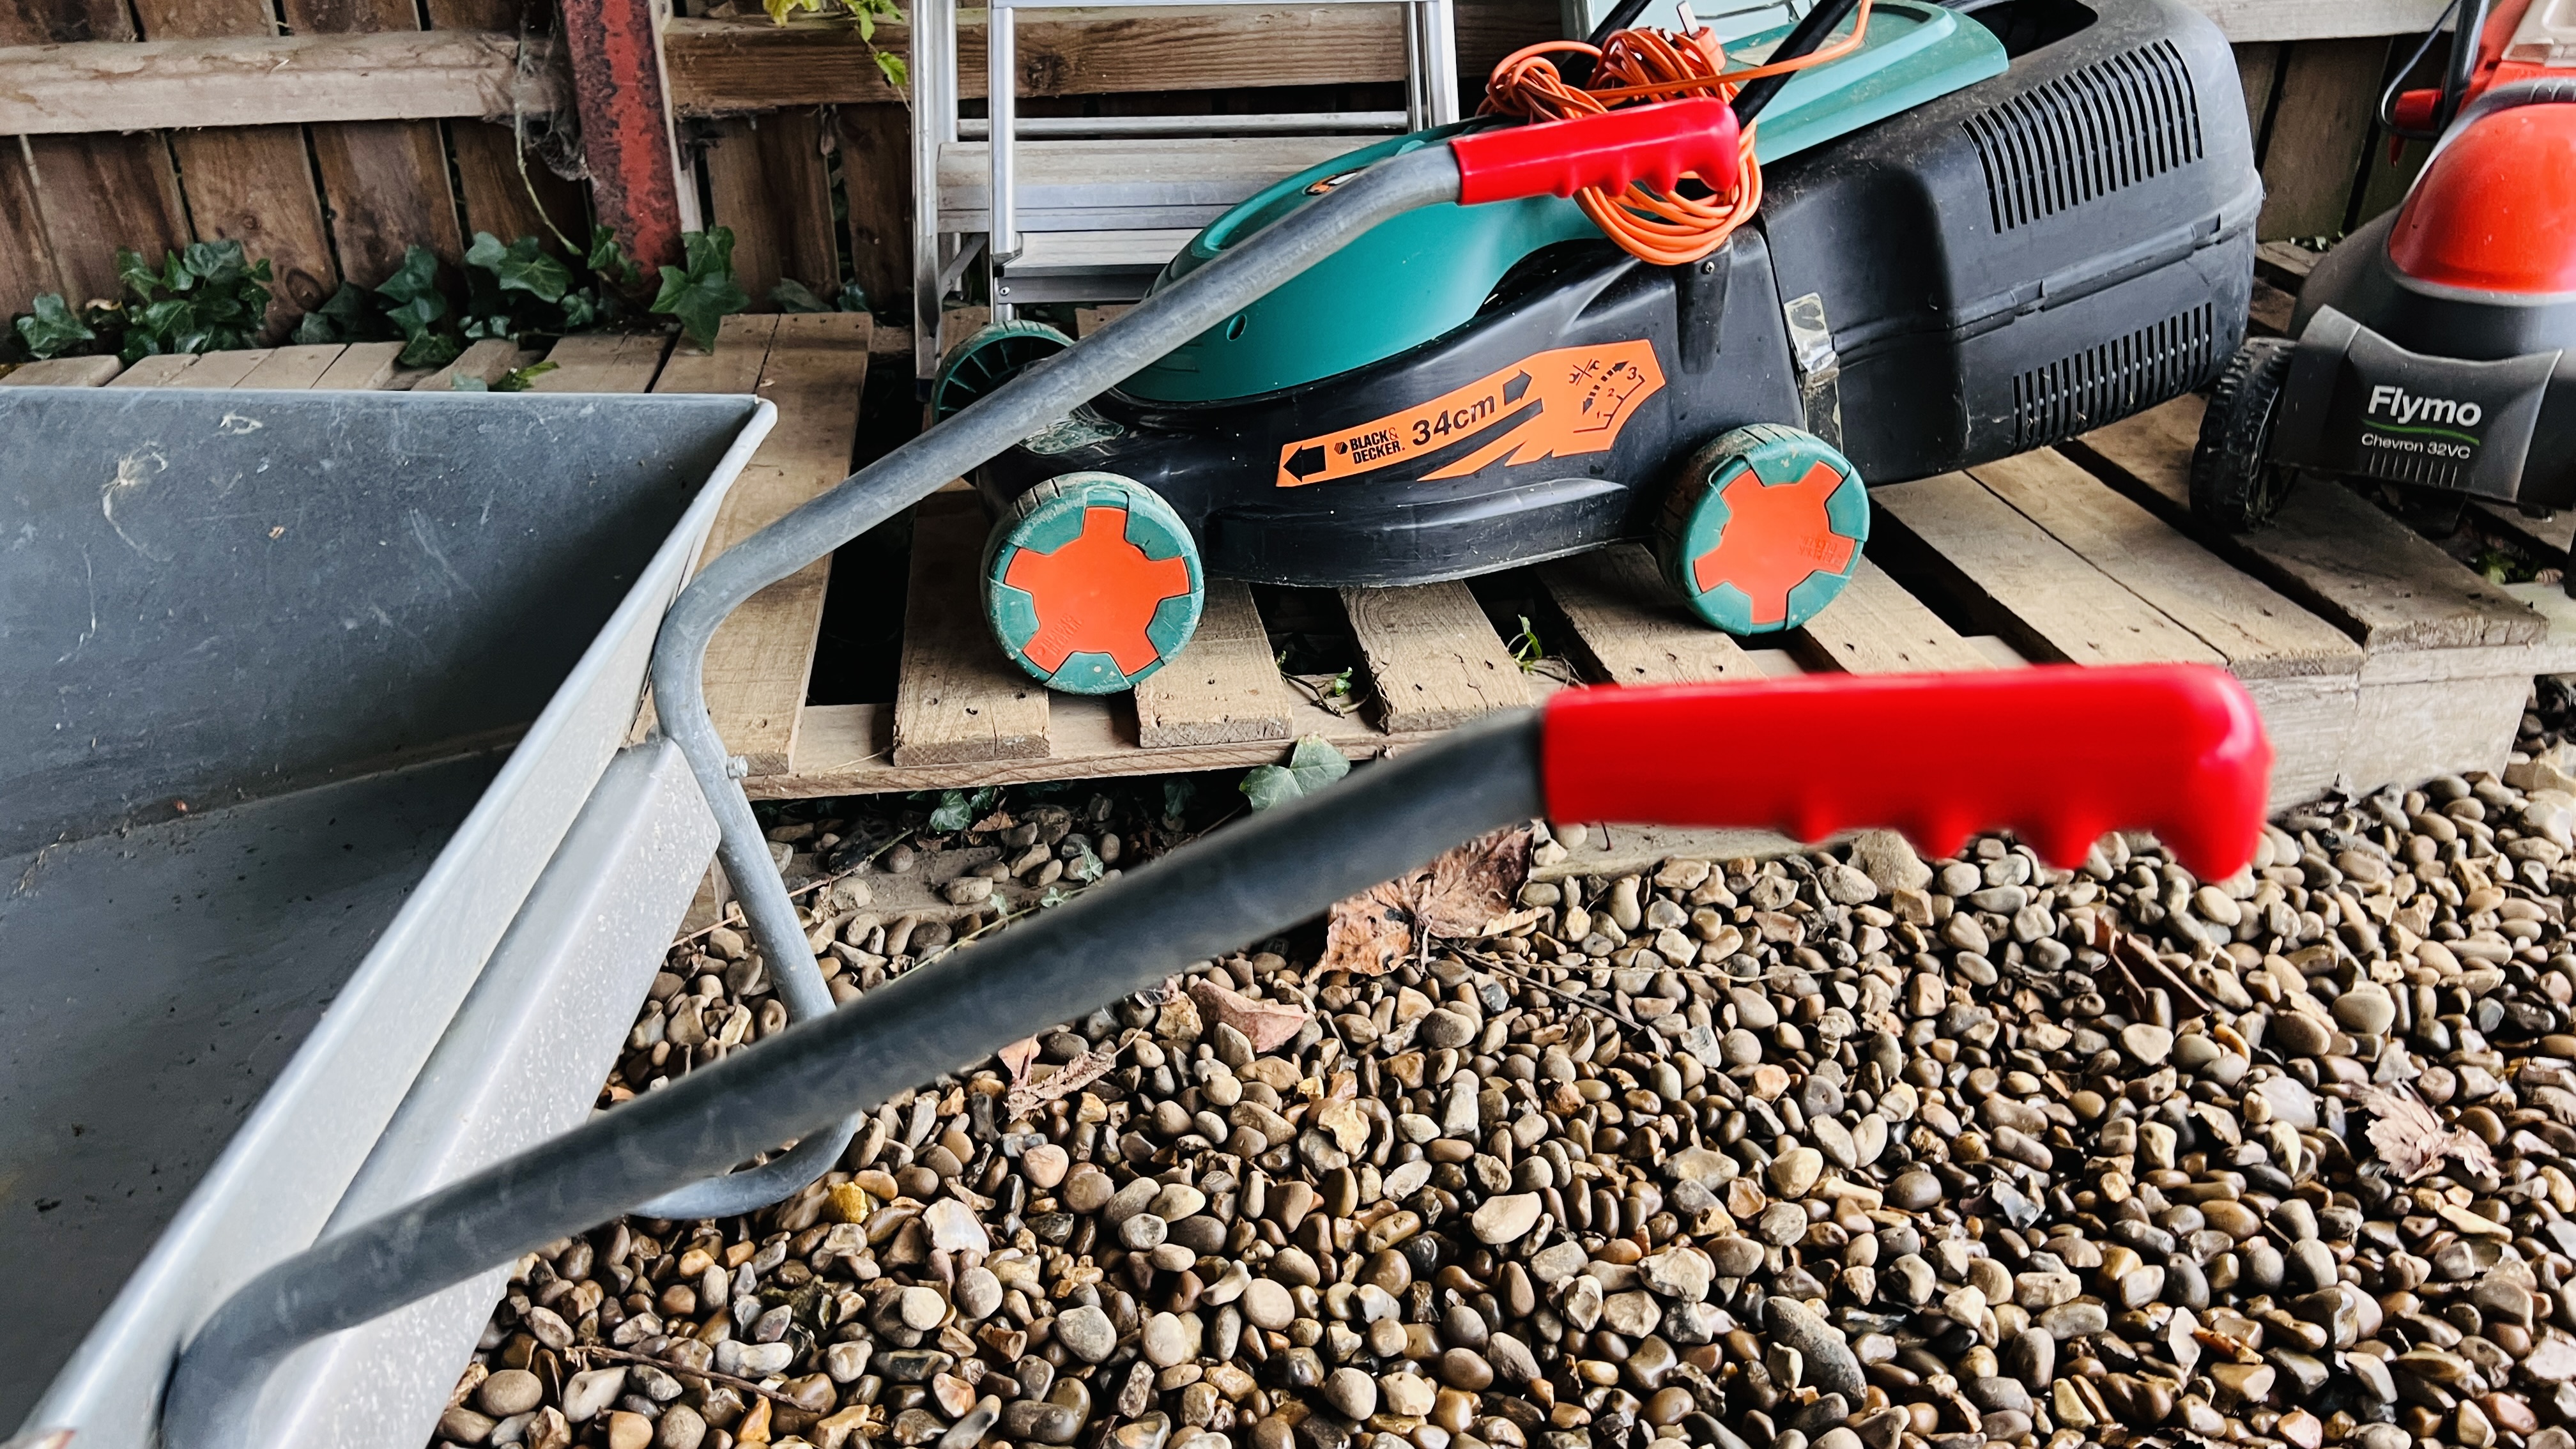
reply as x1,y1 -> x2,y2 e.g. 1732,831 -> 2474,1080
946,0 -> 2262,694
2191,0 -> 2576,533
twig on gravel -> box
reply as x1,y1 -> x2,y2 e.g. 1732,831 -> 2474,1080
675,829 -> 917,947
569,1344 -> 815,1412
1460,949 -> 1643,1031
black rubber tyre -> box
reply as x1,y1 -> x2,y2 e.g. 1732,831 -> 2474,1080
2190,337 -> 2298,531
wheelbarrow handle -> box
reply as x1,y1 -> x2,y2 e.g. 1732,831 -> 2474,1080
1453,96 -> 1742,204
1542,663 -> 2274,879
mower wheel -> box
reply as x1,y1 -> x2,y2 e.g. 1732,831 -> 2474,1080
2191,338 -> 2299,531
1655,424 -> 1869,635
982,472 -> 1204,694
933,321 -> 1073,421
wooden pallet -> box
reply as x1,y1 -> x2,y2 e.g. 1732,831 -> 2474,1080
733,404 -> 2576,813
1,318 -> 878,781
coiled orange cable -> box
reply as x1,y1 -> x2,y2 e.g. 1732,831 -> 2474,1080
1482,1 -> 1873,265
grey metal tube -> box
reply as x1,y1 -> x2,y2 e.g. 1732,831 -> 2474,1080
162,709 -> 1542,1447
631,142 -> 1461,1223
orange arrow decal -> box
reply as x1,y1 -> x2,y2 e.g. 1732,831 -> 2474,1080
1275,341 -> 1666,488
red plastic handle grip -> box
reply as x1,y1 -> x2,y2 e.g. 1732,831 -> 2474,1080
1452,98 -> 1742,206
1540,664 -> 2271,879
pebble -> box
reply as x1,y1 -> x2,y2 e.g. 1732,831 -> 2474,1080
450,749 -> 2576,1449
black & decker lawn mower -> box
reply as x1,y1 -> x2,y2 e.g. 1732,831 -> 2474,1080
947,0 -> 2262,694
2192,0 -> 2576,533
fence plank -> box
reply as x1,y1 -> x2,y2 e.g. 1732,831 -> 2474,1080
2257,37 -> 2388,240
703,111 -> 842,306
283,0 -> 464,285
0,148 -> 63,315
665,0 -> 1552,111
838,103 -> 909,319
0,0 -> 188,313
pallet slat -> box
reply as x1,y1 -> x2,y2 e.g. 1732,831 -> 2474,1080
1537,544 -> 1758,685
232,344 -> 349,389
411,339 -> 540,390
2076,397 -> 2543,652
893,496 -> 1050,766
1342,581 -> 1532,733
1967,450 -> 2364,678
310,340 -> 406,390
1786,558 -> 1994,675
658,312 -> 871,776
1132,579 -> 1294,747
107,354 -> 202,388
530,332 -> 670,393
1,356 -> 123,386
1876,471 -> 2228,668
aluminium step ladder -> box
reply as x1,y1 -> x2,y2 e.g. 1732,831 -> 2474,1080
910,0 -> 1462,386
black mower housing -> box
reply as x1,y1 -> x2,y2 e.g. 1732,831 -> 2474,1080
977,0 -> 2262,587
2274,200 -> 2576,505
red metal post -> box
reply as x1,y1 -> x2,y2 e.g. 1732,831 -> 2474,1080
558,0 -> 687,271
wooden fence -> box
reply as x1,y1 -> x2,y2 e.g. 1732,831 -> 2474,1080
0,0 -> 2460,337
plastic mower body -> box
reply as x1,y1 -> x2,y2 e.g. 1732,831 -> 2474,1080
962,0 -> 2260,693
2191,0 -> 2576,532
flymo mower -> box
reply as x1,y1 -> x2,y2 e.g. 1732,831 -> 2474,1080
2191,0 -> 2576,532
942,0 -> 2262,694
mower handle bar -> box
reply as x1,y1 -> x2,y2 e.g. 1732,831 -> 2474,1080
155,98 -> 2260,1441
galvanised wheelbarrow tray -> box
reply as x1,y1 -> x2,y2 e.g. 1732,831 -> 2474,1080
15,109 -> 2271,1448
0,386 -> 773,1446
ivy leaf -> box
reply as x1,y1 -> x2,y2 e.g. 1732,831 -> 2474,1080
771,279 -> 832,313
650,227 -> 751,349
876,51 -> 908,89
16,295 -> 95,359
375,245 -> 443,306
1239,735 -> 1351,812
926,787 -> 1001,834
397,331 -> 463,369
183,240 -> 252,290
115,249 -> 162,303
468,231 -> 572,304
586,227 -> 643,291
837,282 -> 872,313
763,0 -> 820,19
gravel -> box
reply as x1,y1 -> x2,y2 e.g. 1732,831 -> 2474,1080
429,722 -> 2576,1449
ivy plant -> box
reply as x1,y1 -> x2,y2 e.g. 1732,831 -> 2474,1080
116,242 -> 275,361
651,227 -> 753,348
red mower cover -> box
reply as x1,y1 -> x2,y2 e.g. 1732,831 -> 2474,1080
1539,664 -> 2271,879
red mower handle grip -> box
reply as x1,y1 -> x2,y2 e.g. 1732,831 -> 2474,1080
1540,664 -> 2272,880
1452,98 -> 1742,206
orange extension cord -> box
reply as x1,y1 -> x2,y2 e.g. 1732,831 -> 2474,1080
1482,0 -> 1874,265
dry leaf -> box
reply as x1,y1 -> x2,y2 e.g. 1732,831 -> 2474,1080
997,1036 -> 1041,1090
970,810 -> 1014,834
1189,977 -> 1311,1053
2361,1082 -> 2497,1181
1322,881 -> 1416,976
1005,1029 -> 1137,1118
1320,827 -> 1533,975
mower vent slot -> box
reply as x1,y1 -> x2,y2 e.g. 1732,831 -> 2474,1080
2353,445 -> 2468,490
1963,39 -> 2205,233
2011,302 -> 2218,448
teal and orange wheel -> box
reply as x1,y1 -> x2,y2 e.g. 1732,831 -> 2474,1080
981,473 -> 1204,694
933,321 -> 1073,422
1654,424 -> 1869,635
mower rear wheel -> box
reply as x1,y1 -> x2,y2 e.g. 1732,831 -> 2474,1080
933,321 -> 1072,422
982,472 -> 1204,694
2191,338 -> 2299,531
1655,424 -> 1869,636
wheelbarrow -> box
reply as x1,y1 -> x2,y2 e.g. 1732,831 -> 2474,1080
19,105 -> 2268,1446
